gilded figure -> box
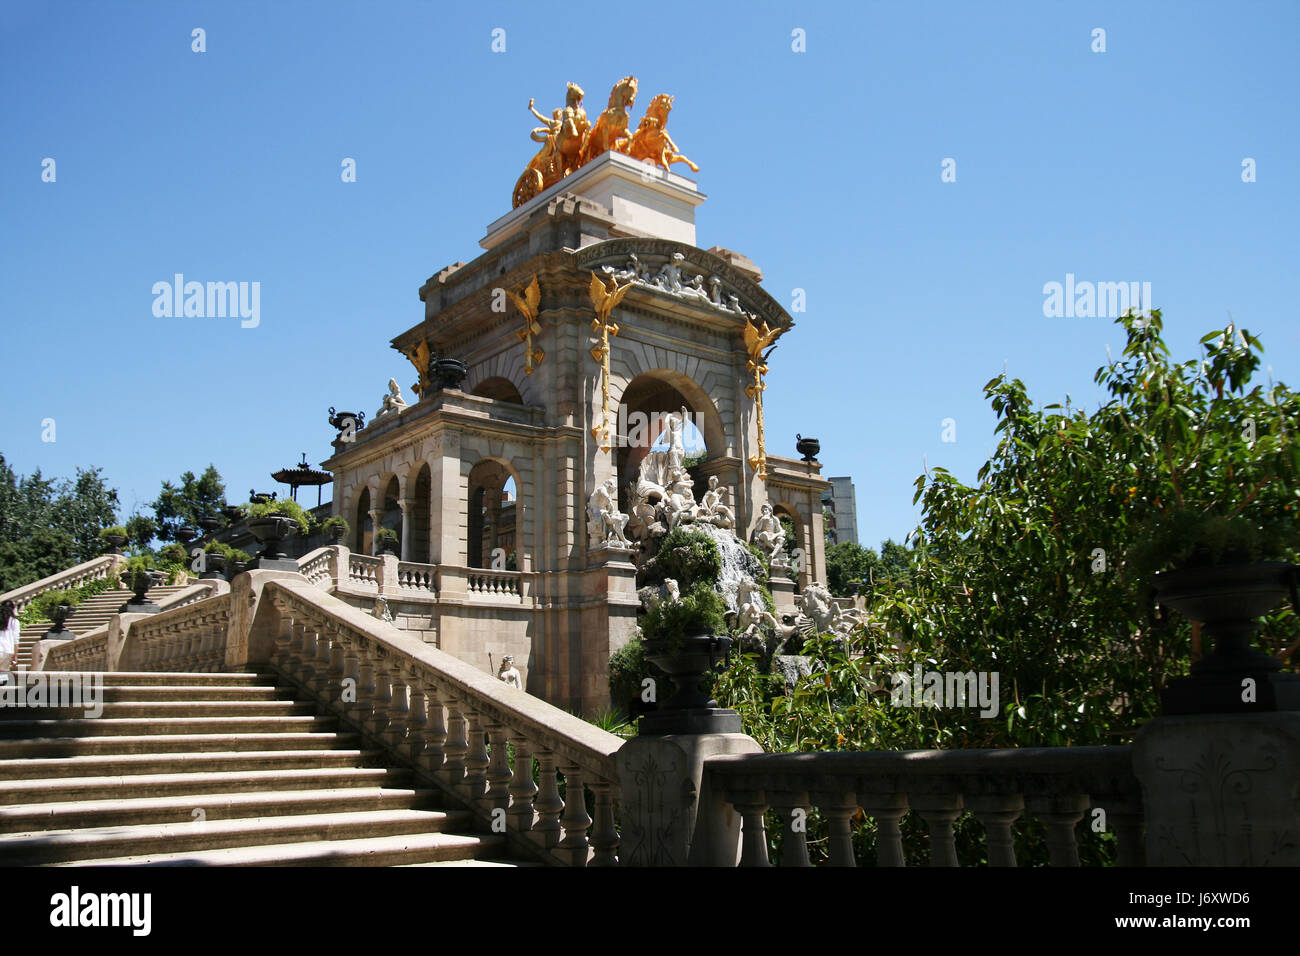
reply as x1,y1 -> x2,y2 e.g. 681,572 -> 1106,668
627,93 -> 698,173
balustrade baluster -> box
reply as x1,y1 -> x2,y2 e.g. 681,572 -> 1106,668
1027,795 -> 1089,867
423,683 -> 448,773
533,750 -> 564,847
558,766 -> 592,867
731,791 -> 771,867
1109,804 -> 1145,867
485,725 -> 512,813
966,794 -> 1023,867
404,669 -> 428,763
859,796 -> 908,867
507,736 -> 538,833
911,793 -> 964,867
589,779 -> 619,867
464,711 -> 490,805
442,701 -> 469,789
770,793 -> 812,867
814,793 -> 858,867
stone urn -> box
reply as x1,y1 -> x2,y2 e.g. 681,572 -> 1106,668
248,514 -> 297,569
795,434 -> 820,462
198,551 -> 226,580
1155,560 -> 1300,713
103,533 -> 127,555
197,514 -> 222,536
639,633 -> 742,735
176,527 -> 198,546
328,407 -> 365,434
432,358 -> 468,391
122,569 -> 166,614
42,603 -> 77,641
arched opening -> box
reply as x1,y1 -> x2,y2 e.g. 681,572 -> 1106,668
355,487 -> 372,554
471,377 -> 525,404
380,476 -> 401,554
411,464 -> 431,563
466,459 -> 514,569
771,502 -> 804,588
615,371 -> 725,516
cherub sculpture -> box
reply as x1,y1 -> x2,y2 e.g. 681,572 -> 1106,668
627,93 -> 698,173
497,655 -> 522,689
375,378 -> 407,420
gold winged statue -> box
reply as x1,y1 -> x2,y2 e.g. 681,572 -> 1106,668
505,275 -> 545,375
743,315 -> 784,480
589,273 -> 633,451
404,340 -> 432,397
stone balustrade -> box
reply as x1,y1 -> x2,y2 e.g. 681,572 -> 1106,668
347,553 -> 383,592
260,577 -> 622,865
0,554 -> 125,614
464,568 -> 522,599
703,747 -> 1143,867
122,595 -> 234,672
39,625 -> 111,671
396,561 -> 437,595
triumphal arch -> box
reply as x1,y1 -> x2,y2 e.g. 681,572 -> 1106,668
322,77 -> 830,713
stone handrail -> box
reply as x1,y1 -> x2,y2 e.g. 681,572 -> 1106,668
0,554 -> 125,614
261,577 -> 623,865
704,747 -> 1143,867
396,561 -> 437,595
298,546 -> 338,590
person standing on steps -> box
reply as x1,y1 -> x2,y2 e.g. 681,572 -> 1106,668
0,599 -> 18,683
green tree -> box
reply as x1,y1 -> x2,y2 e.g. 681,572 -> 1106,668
0,455 -> 120,590
825,541 -> 877,596
123,514 -> 158,552
151,465 -> 228,542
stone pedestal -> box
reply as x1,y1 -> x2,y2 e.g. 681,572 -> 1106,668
616,732 -> 761,866
1133,712 -> 1300,865
768,574 -> 797,615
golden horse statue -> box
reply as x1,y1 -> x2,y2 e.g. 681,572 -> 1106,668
578,75 -> 638,167
627,93 -> 698,173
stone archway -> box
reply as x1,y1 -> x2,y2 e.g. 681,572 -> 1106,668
466,458 -> 514,568
470,376 -> 525,404
409,463 -> 431,562
613,369 -> 726,515
354,487 -> 372,554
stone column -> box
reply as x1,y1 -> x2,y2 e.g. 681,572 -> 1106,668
398,497 -> 413,561
368,508 -> 384,556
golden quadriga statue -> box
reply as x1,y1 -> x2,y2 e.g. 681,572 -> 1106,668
511,76 -> 696,208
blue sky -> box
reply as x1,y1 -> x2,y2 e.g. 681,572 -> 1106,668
2,0 -> 1297,550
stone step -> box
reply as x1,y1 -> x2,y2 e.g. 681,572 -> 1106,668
0,731 -> 362,759
0,808 -> 475,865
0,747 -> 378,779
70,684 -> 295,702
0,715 -> 339,739
46,831 -> 508,867
0,700 -> 319,720
36,672 -> 270,686
0,786 -> 449,834
0,766 -> 414,805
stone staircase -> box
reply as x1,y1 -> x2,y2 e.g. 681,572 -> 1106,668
0,671 -> 517,866
14,586 -> 190,670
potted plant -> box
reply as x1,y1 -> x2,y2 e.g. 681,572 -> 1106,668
32,589 -> 80,640
199,540 -> 230,578
98,525 -> 128,555
321,515 -> 350,543
120,556 -> 165,613
635,526 -> 740,734
246,498 -> 313,568
374,526 -> 400,556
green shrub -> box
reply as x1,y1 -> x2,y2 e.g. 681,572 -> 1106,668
374,527 -> 399,551
321,516 -> 350,538
653,527 -> 722,586
642,584 -> 727,646
98,526 -> 128,541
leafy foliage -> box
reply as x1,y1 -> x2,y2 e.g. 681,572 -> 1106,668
246,498 -> 313,535
0,455 -> 120,590
150,465 -> 227,542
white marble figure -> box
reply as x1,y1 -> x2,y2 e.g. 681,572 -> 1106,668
375,378 -> 408,420
497,655 -> 522,689
694,475 -> 735,529
372,595 -> 394,623
734,577 -> 780,644
752,502 -> 787,567
637,577 -> 680,612
626,408 -> 700,542
587,476 -> 631,549
798,582 -> 863,638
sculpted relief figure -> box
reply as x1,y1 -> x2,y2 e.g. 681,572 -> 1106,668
627,93 -> 698,173
695,475 -> 735,529
752,502 -> 787,567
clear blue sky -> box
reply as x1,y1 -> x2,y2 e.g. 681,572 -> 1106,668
2,0 -> 1297,551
